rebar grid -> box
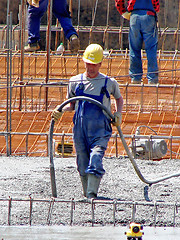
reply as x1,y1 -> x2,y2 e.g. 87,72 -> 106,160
0,197 -> 179,227
0,49 -> 179,114
0,129 -> 179,158
1,24 -> 180,50
0,83 -> 179,112
0,50 -> 180,81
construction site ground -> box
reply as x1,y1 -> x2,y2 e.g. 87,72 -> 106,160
0,225 -> 180,239
0,155 -> 179,237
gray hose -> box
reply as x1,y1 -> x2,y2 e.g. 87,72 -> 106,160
49,96 -> 180,197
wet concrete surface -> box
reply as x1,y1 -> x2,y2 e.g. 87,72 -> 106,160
0,226 -> 180,240
0,156 -> 179,228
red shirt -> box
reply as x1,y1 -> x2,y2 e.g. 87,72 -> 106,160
115,0 -> 160,15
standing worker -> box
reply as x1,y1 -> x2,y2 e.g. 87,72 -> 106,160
52,44 -> 123,199
115,0 -> 160,84
25,0 -> 80,53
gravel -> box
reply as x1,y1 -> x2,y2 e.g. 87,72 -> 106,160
0,156 -> 179,227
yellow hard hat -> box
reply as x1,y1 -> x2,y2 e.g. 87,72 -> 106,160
83,44 -> 103,64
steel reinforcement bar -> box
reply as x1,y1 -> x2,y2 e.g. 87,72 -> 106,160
0,197 -> 179,227
0,81 -> 179,112
0,131 -> 179,159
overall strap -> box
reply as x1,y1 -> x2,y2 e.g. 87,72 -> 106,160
75,74 -> 84,96
100,76 -> 110,99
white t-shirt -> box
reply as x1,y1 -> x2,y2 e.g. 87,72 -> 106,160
67,72 -> 121,113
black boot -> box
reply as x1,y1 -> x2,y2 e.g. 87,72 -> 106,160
80,175 -> 88,197
87,174 -> 101,199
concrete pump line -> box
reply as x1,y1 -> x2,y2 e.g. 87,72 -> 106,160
49,96 -> 180,197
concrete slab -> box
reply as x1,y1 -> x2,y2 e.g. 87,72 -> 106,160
0,226 -> 179,240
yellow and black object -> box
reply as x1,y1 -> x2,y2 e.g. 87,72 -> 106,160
125,222 -> 144,240
56,142 -> 73,157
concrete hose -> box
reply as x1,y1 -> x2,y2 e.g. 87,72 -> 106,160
49,96 -> 180,197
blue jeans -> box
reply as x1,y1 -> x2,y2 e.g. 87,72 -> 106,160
27,0 -> 78,44
129,10 -> 158,83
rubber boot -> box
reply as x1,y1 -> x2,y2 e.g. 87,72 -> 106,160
80,175 -> 88,197
87,174 -> 101,199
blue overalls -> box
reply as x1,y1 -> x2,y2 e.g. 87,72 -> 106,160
73,75 -> 112,178
27,0 -> 78,44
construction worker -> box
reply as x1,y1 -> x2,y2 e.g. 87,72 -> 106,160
115,0 -> 160,84
25,0 -> 80,53
52,44 -> 123,199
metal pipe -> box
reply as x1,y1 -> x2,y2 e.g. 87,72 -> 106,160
91,198 -> 95,227
1,81 -> 180,90
49,96 -> 180,197
77,0 -> 81,27
29,196 -> 33,226
153,201 -> 158,226
6,13 -> 10,156
19,0 -> 25,111
113,199 -> 117,226
0,131 -> 180,140
47,198 -> 55,225
70,198 -> 75,226
45,0 -> 53,111
0,196 -> 179,206
49,119 -> 57,197
9,12 -> 13,155
8,197 -> 12,225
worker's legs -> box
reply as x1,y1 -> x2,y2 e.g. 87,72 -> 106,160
73,105 -> 111,177
52,0 -> 78,40
27,0 -> 48,44
52,0 -> 79,52
85,145 -> 106,177
74,135 -> 89,177
73,103 -> 112,198
77,145 -> 106,199
85,145 -> 106,199
76,145 -> 105,198
73,125 -> 109,198
75,146 -> 89,197
73,120 -> 89,196
129,13 -> 143,83
26,0 -> 79,52
142,15 -> 159,83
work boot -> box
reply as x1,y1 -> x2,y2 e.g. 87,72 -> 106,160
80,175 -> 88,197
24,42 -> 40,52
87,174 -> 101,199
69,35 -> 80,53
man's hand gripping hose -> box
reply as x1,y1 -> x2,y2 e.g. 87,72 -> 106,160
52,105 -> 63,122
112,112 -> 122,126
